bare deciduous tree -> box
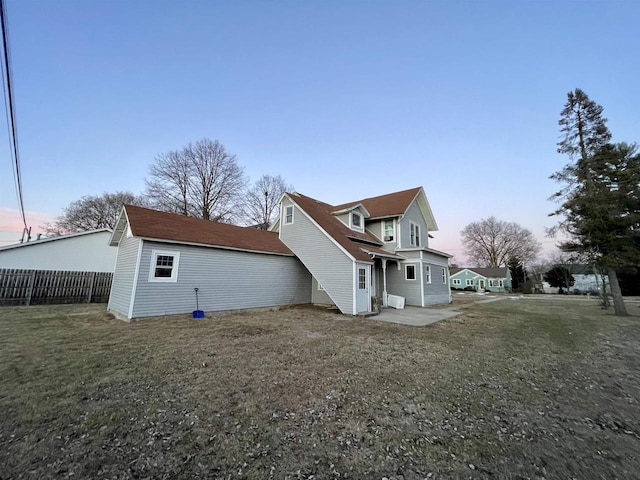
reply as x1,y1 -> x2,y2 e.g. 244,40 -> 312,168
43,191 -> 147,234
145,150 -> 191,216
244,175 -> 294,229
461,216 -> 541,267
145,138 -> 246,222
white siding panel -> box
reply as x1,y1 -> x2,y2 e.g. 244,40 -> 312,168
130,241 -> 311,319
280,199 -> 354,314
107,236 -> 141,318
0,231 -> 116,272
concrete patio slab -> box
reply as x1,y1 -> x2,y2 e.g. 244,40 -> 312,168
372,306 -> 462,326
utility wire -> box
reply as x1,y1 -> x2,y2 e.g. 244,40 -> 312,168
0,0 -> 28,238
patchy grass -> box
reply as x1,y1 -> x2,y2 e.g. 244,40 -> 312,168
1,298 -> 639,479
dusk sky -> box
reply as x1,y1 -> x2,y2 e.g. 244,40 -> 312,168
0,1 -> 638,262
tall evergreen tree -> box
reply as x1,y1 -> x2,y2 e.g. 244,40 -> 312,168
550,89 -> 640,316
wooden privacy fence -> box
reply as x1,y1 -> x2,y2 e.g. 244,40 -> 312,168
0,269 -> 113,306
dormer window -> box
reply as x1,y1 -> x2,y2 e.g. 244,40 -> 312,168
351,211 -> 363,231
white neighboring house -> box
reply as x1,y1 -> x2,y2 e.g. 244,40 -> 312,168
0,229 -> 116,272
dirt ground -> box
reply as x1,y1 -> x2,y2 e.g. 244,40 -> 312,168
0,296 -> 639,479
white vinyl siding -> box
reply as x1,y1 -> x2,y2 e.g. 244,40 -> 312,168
129,240 -> 311,319
108,236 -> 142,319
0,230 -> 116,272
279,200 -> 355,315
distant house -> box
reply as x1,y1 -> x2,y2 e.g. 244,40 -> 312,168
541,264 -> 608,294
449,267 -> 512,293
108,187 -> 452,320
0,229 -> 116,272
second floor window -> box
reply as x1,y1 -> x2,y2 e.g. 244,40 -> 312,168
351,212 -> 363,230
284,205 -> 294,225
410,222 -> 421,247
384,219 -> 394,242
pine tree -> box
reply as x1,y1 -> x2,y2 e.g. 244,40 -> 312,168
550,89 -> 640,316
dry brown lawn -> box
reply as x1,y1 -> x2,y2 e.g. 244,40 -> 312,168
1,296 -> 639,479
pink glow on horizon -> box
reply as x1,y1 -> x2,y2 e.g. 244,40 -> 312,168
0,207 -> 55,233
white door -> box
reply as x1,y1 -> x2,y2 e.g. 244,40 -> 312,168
356,264 -> 371,313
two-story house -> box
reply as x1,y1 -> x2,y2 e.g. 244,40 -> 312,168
273,187 -> 452,314
107,187 -> 452,320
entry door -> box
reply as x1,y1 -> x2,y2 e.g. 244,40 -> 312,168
479,279 -> 485,290
356,264 -> 371,313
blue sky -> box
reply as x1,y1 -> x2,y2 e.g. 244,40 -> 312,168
1,0 -> 638,261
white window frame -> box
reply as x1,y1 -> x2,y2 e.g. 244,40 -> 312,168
284,205 -> 294,225
351,211 -> 364,232
489,279 -> 504,287
425,264 -> 431,284
466,279 -> 474,286
410,222 -> 421,247
149,249 -> 180,283
383,219 -> 395,242
442,268 -> 447,284
358,268 -> 367,289
452,279 -> 462,286
405,264 -> 417,281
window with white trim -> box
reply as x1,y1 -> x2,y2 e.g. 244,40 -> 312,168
284,205 -> 294,225
452,279 -> 462,286
351,212 -> 363,231
358,268 -> 366,289
425,264 -> 431,283
383,219 -> 395,242
405,264 -> 416,280
466,279 -> 474,286
149,250 -> 180,282
489,279 -> 504,287
410,222 -> 421,247
442,268 -> 447,284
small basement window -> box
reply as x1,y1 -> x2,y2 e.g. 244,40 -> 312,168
149,250 -> 180,282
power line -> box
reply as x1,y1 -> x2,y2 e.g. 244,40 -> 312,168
0,0 -> 28,240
